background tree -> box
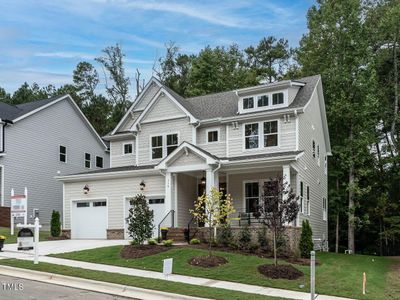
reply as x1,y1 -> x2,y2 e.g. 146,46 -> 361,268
254,177 -> 299,266
126,194 -> 154,245
73,61 -> 99,106
190,187 -> 235,256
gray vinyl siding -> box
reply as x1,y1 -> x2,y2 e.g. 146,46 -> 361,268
134,83 -> 161,111
176,173 -> 197,227
63,174 -> 164,229
196,126 -> 227,157
0,99 -> 109,227
169,151 -> 205,167
292,82 -> 328,240
227,116 -> 296,157
110,139 -> 135,167
137,117 -> 193,165
118,111 -> 141,133
141,94 -> 186,124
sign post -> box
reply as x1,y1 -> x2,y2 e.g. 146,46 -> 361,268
310,251 -> 316,300
163,258 -> 173,278
16,217 -> 41,264
10,188 -> 28,235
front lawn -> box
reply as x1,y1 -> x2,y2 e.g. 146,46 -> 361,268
0,259 -> 285,300
52,246 -> 392,300
0,227 -> 51,244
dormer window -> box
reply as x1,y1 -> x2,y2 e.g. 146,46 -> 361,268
243,97 -> 254,109
257,95 -> 268,107
272,92 -> 284,105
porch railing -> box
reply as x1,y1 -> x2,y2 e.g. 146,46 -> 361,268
186,216 -> 199,243
158,210 -> 175,241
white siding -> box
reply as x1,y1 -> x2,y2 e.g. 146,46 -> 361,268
142,94 -> 186,124
134,84 -> 160,111
196,126 -> 227,157
118,111 -> 141,133
64,174 -> 164,229
169,151 -> 205,167
176,173 -> 197,227
110,139 -> 135,167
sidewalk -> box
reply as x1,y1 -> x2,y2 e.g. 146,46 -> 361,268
0,250 -> 355,300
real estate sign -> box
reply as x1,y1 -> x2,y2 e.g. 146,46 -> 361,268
11,195 -> 27,218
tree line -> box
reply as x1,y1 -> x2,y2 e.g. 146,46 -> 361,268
0,0 -> 398,255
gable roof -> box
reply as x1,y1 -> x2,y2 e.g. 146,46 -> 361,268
0,94 -> 108,150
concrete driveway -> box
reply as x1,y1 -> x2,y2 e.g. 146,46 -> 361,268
2,239 -> 129,256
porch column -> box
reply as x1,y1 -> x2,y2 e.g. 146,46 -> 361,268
205,168 -> 215,194
164,172 -> 173,226
282,164 -> 291,201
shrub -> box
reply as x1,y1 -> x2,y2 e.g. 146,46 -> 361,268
126,194 -> 154,245
147,239 -> 157,245
189,238 -> 200,245
238,225 -> 252,250
299,219 -> 314,258
228,240 -> 239,250
249,242 -> 260,253
50,210 -> 61,237
257,225 -> 268,249
217,225 -> 233,247
163,239 -> 173,247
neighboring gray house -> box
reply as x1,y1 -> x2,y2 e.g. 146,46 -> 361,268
0,95 -> 109,228
59,76 -> 330,244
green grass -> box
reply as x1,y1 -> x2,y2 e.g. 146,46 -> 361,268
0,259 -> 284,300
0,227 -> 51,244
52,246 -> 392,300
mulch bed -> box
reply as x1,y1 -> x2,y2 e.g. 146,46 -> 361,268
286,257 -> 321,266
258,264 -> 304,280
188,255 -> 228,268
120,245 -> 171,259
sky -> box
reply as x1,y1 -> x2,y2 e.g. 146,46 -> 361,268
0,0 -> 314,96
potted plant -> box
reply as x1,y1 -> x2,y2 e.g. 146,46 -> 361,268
160,227 -> 169,240
0,235 -> 6,251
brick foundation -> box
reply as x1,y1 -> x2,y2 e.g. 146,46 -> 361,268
0,207 -> 10,227
107,229 -> 124,239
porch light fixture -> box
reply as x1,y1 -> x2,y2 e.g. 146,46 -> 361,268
200,176 -> 206,185
140,180 -> 146,191
83,184 -> 90,194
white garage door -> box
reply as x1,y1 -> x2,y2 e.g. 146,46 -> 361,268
125,197 -> 165,239
71,200 -> 107,239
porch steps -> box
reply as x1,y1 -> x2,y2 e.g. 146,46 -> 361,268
166,228 -> 186,242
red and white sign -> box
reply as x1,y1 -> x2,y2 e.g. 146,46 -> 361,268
11,195 -> 27,217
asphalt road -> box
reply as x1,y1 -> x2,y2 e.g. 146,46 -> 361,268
0,275 -> 133,300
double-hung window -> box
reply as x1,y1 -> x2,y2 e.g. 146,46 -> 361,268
306,186 -> 310,215
124,143 -> 133,155
245,182 -> 259,213
151,133 -> 178,159
322,197 -> 327,221
243,97 -> 254,109
272,92 -> 284,105
207,130 -> 219,143
257,95 -> 268,107
85,153 -> 91,168
263,121 -> 278,147
59,146 -> 67,163
299,181 -> 304,213
244,123 -> 259,149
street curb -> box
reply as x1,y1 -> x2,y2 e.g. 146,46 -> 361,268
0,265 -> 211,300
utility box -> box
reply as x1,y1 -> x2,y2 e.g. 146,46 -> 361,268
17,228 -> 34,250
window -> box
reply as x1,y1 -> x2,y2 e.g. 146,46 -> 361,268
93,201 -> 106,207
244,123 -> 259,149
257,95 -> 268,107
322,197 -> 327,221
306,186 -> 310,215
207,130 -> 219,143
263,121 -> 278,147
272,92 -> 284,105
84,153 -> 91,168
123,143 -> 133,155
243,97 -> 254,109
245,182 -> 259,213
76,202 -> 90,208
324,155 -> 328,175
312,140 -> 316,158
59,146 -> 67,162
166,134 -> 178,155
149,198 -> 165,204
317,145 -> 320,165
96,156 -> 104,168
151,136 -> 163,159
299,181 -> 304,213
0,123 -> 4,153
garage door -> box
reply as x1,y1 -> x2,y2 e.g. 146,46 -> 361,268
71,200 -> 107,239
125,197 -> 165,239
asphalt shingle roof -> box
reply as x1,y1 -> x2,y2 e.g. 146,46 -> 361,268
0,94 -> 68,122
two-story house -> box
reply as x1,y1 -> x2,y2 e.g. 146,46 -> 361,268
58,75 -> 330,243
0,95 -> 109,228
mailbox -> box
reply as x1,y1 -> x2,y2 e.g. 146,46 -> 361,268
17,228 -> 34,250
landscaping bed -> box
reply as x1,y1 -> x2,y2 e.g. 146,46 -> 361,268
188,255 -> 228,268
258,264 -> 303,280
120,244 -> 171,259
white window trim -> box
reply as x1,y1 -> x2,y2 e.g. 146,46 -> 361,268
242,119 -> 280,152
149,132 -> 180,161
299,180 -> 304,214
0,123 -> 4,153
324,155 -> 328,175
205,127 -> 220,144
84,153 -> 91,169
322,197 -> 327,221
122,142 -> 134,156
239,90 -> 288,114
59,145 -> 67,163
242,178 -> 277,214
306,185 -> 311,216
0,165 -> 4,206
95,156 -> 104,168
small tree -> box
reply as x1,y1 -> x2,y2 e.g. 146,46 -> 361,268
50,210 -> 61,237
299,220 -> 314,258
254,176 -> 299,266
126,194 -> 154,245
190,187 -> 235,256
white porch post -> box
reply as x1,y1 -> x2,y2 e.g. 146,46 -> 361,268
282,164 -> 291,201
205,169 -> 215,194
164,172 -> 173,227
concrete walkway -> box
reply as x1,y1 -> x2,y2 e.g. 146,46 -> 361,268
0,250 -> 355,300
